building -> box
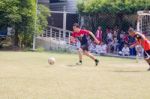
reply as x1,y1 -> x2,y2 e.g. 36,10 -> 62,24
38,0 -> 50,7
42,0 -> 78,31
50,0 -> 77,13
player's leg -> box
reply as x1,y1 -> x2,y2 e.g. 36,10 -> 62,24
81,44 -> 99,66
145,59 -> 150,71
83,50 -> 99,66
76,48 -> 83,65
144,51 -> 150,71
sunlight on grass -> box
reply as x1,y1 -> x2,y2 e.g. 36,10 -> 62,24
0,51 -> 149,99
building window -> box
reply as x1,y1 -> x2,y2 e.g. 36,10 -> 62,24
50,0 -> 66,3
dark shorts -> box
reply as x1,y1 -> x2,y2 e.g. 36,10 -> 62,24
144,50 -> 150,59
81,44 -> 89,51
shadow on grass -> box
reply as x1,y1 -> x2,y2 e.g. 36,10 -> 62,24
67,64 -> 81,67
113,70 -> 148,73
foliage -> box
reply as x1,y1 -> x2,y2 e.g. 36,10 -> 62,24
0,0 -> 20,27
78,0 -> 150,14
0,0 -> 50,48
37,4 -> 50,34
77,0 -> 150,32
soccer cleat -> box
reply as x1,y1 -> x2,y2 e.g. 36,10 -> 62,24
76,61 -> 82,65
147,67 -> 150,71
95,59 -> 99,66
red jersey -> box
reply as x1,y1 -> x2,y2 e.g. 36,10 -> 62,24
135,33 -> 150,51
72,29 -> 90,45
72,29 -> 89,37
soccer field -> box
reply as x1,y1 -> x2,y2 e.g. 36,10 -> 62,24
0,51 -> 150,99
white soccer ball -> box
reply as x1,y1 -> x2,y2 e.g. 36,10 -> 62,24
48,57 -> 55,65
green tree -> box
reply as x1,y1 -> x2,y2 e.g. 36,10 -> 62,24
37,4 -> 50,34
0,0 -> 20,27
78,0 -> 150,31
0,0 -> 50,48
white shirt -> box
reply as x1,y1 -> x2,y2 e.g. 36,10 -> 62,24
95,45 -> 102,53
107,33 -> 113,40
122,47 -> 129,55
101,44 -> 107,54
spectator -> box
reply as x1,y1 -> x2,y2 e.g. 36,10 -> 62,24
106,29 -> 113,53
89,42 -> 96,53
95,26 -> 103,42
123,33 -> 129,44
95,44 -> 101,54
95,42 -> 107,55
128,36 -> 136,56
107,29 -> 113,42
101,42 -> 107,55
113,27 -> 119,38
118,33 -> 125,51
122,44 -> 130,56
135,45 -> 143,57
113,37 -> 119,53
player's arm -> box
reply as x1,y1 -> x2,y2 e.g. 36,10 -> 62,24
136,32 -> 145,40
88,31 -> 100,44
70,33 -> 76,44
130,42 -> 138,48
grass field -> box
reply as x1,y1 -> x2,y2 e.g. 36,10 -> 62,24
0,51 -> 150,99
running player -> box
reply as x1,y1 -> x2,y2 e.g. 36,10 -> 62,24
71,23 -> 100,66
128,27 -> 150,71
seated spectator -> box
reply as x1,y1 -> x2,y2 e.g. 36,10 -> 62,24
95,44 -> 102,54
113,37 -> 119,53
122,44 -> 130,56
89,42 -> 96,53
135,45 -> 144,57
95,42 -> 107,55
101,42 -> 107,55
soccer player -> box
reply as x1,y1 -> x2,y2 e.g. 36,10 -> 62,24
71,23 -> 100,66
128,27 -> 150,71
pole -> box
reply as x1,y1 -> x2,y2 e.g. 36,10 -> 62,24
63,6 -> 67,40
33,0 -> 38,51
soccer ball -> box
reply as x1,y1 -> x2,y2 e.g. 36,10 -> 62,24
48,57 -> 55,65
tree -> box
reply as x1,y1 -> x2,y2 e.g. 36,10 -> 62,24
37,4 -> 50,34
0,0 -> 21,27
0,0 -> 50,48
78,0 -> 150,14
16,2 -> 50,48
77,0 -> 150,31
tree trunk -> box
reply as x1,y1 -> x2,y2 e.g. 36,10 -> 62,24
115,13 -> 124,30
14,29 -> 19,47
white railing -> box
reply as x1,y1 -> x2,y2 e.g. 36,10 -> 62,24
40,26 -> 72,45
36,26 -> 77,52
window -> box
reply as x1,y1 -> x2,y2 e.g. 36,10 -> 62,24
50,0 -> 66,3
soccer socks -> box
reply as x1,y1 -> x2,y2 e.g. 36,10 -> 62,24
77,60 -> 99,66
76,60 -> 82,65
95,59 -> 99,66
79,60 -> 82,64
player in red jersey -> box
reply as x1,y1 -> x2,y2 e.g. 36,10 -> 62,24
70,23 -> 100,66
128,27 -> 150,71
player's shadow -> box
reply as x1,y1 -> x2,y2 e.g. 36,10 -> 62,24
67,64 -> 81,67
113,70 -> 147,73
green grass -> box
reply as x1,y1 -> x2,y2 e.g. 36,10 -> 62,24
0,51 -> 150,99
